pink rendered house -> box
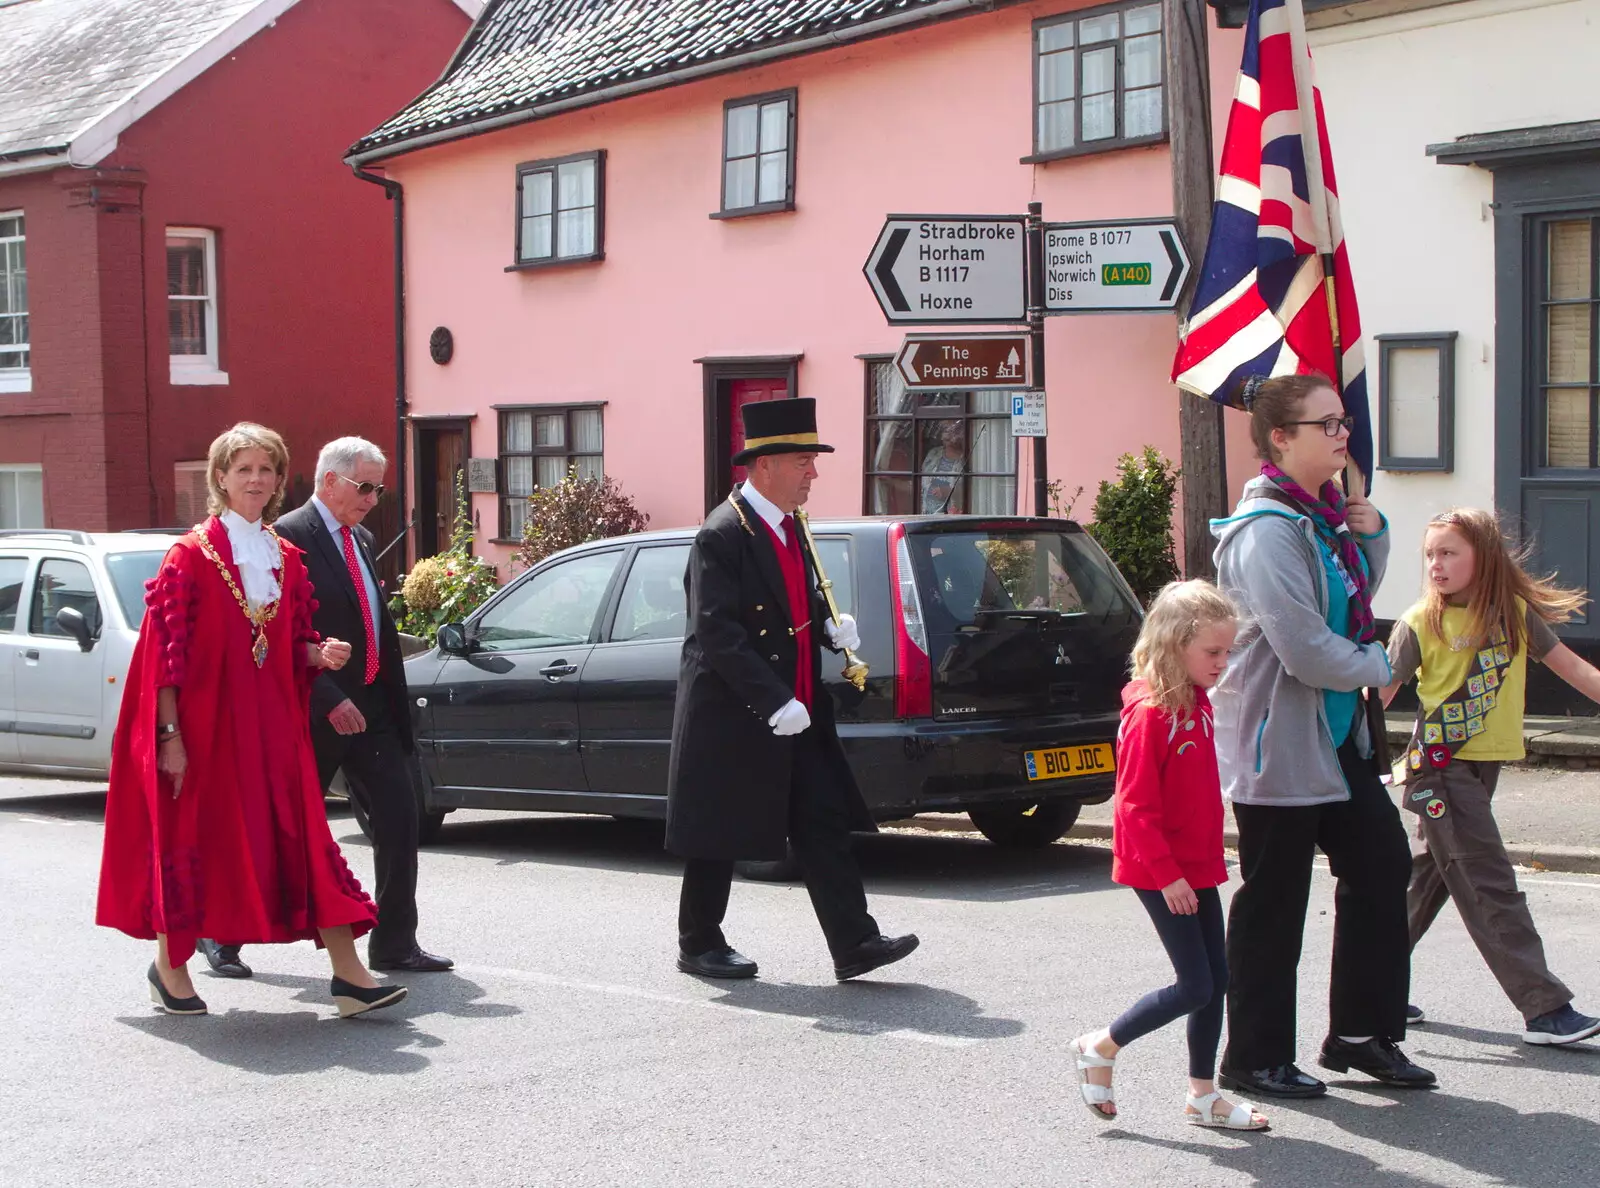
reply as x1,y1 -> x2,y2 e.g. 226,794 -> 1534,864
347,0 -> 1256,569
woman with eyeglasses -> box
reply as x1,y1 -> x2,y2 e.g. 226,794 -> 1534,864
96,422 -> 407,1019
1208,375 -> 1435,1101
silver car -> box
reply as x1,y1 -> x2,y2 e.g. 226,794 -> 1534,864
0,529 -> 183,776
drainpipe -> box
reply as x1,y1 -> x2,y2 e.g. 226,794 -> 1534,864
351,165 -> 409,573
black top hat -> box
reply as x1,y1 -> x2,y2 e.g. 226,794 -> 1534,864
732,397 -> 836,466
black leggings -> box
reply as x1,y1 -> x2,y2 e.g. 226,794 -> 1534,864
1108,886 -> 1228,1080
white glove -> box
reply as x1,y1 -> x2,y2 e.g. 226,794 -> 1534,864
824,613 -> 861,653
768,698 -> 812,737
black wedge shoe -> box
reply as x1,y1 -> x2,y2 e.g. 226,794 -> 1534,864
331,977 -> 408,1018
147,963 -> 207,1015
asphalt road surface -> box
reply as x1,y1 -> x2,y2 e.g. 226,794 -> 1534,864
2,777 -> 1598,1188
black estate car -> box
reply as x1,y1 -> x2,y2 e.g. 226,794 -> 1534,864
402,516 -> 1143,848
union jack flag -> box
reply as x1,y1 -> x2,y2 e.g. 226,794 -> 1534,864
1171,0 -> 1372,486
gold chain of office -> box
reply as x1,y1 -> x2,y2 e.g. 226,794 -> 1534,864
195,526 -> 283,668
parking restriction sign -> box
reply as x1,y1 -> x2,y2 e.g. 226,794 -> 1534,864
1010,391 -> 1046,437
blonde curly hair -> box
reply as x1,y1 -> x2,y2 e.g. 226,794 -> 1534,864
1131,580 -> 1238,715
205,422 -> 290,520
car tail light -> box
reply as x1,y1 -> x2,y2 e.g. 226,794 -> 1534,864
887,523 -> 932,718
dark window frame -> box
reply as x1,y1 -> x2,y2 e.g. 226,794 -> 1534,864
493,402 -> 606,542
1376,332 -> 1458,473
861,356 -> 1019,516
713,88 -> 798,219
1530,212 -> 1600,473
1024,1 -> 1168,165
509,150 -> 607,271
697,355 -> 800,514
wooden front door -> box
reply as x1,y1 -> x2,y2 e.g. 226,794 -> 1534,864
1494,166 -> 1600,640
727,378 -> 789,489
415,422 -> 469,559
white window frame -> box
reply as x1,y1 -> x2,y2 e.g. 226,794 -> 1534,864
167,226 -> 228,385
0,210 -> 28,394
0,463 -> 45,529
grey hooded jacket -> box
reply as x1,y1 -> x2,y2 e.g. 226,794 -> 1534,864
1210,477 -> 1393,807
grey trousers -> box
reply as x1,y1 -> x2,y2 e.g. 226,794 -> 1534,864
1407,759 -> 1571,1021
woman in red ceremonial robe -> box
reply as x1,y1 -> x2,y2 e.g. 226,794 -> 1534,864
97,423 -> 407,1019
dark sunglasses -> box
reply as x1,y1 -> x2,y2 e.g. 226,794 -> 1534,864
334,472 -> 386,498
1285,415 -> 1355,438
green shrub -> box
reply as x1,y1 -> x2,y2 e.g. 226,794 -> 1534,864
516,467 -> 650,570
1087,446 -> 1180,605
389,473 -> 500,643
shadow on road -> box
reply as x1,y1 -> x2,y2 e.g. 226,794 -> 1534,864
1314,1088 -> 1600,1188
1407,1021 -> 1600,1076
1106,1078 -> 1600,1188
709,976 -> 1025,1042
116,971 -> 519,1076
397,812 -> 1114,903
1106,1130 -> 1435,1188
0,789 -> 107,821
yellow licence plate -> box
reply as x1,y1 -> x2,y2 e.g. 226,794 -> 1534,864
1024,743 -> 1116,782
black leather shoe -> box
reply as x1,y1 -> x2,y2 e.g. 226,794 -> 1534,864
1217,1063 -> 1327,1099
197,939 -> 252,979
147,963 -> 207,1015
369,946 -> 454,973
1319,1037 -> 1437,1088
678,946 -> 758,979
331,977 -> 408,1018
834,933 -> 920,981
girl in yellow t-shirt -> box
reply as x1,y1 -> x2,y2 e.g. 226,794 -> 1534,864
1384,508 -> 1600,1047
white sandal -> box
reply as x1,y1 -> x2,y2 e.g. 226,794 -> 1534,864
1185,1090 -> 1269,1131
1072,1036 -> 1117,1120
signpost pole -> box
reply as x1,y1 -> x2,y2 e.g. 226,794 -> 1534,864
1166,0 -> 1227,580
1026,201 -> 1048,517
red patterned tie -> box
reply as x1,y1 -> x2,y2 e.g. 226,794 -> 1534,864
340,525 -> 380,685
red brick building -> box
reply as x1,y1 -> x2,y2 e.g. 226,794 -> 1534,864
0,0 -> 476,537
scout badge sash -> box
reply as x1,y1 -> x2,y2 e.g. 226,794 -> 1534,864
1394,629 -> 1514,820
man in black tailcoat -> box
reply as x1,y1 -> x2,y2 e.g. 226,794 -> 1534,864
667,397 -> 918,981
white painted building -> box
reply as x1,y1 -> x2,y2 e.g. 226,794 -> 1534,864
1298,0 -> 1600,632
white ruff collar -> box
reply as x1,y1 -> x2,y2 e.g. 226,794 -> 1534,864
219,508 -> 282,608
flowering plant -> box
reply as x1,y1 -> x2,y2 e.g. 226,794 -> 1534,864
389,472 -> 500,644
514,466 -> 650,571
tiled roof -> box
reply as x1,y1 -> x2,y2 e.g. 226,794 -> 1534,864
0,0 -> 266,160
352,0 -> 987,160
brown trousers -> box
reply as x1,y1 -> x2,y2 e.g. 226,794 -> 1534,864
1407,759 -> 1571,1021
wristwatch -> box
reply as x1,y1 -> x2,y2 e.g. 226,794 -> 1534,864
156,722 -> 180,740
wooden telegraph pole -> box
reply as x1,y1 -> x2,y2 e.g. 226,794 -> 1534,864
1166,0 -> 1228,580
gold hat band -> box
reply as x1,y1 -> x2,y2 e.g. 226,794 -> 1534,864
742,432 -> 820,449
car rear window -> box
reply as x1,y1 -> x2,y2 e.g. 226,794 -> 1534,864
105,550 -> 168,628
907,528 -> 1139,626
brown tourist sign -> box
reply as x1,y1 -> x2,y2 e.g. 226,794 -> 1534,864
893,332 -> 1032,390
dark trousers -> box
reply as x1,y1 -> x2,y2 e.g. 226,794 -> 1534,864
1110,887 -> 1228,1079
312,692 -> 419,960
1409,760 -> 1571,1021
678,732 -> 878,960
1223,741 -> 1412,1070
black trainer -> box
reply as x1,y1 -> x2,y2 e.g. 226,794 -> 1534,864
1523,1005 -> 1600,1046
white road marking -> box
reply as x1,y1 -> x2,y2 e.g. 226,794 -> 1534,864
457,962 -> 979,1048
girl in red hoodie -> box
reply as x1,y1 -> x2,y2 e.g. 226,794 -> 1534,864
1072,580 -> 1268,1131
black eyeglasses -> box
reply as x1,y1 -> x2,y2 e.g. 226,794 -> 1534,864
334,473 -> 386,498
1286,415 -> 1355,438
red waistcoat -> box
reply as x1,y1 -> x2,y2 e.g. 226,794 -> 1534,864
757,514 -> 813,710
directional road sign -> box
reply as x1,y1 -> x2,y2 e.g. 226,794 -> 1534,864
1042,218 -> 1190,313
864,214 -> 1028,324
894,333 -> 1032,390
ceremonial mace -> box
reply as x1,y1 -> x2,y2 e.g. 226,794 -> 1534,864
794,509 -> 870,692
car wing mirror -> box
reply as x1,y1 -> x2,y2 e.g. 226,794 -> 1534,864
436,621 -> 475,655
56,606 -> 95,652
